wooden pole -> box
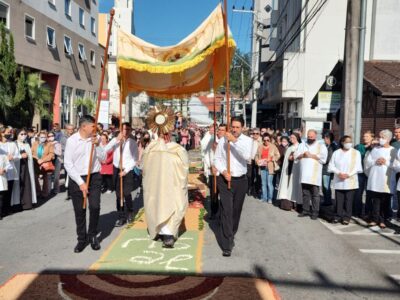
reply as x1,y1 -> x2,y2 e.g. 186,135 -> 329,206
119,75 -> 124,209
223,0 -> 231,189
209,72 -> 217,195
83,9 -> 115,209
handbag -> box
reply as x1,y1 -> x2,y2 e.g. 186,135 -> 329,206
40,161 -> 55,172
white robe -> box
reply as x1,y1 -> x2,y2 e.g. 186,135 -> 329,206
364,146 -> 396,193
202,136 -> 215,178
294,142 -> 328,187
0,155 -> 11,191
328,148 -> 363,190
277,144 -> 302,204
11,142 -> 37,206
0,142 -> 19,181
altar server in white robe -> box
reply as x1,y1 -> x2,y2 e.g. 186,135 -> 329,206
364,129 -> 397,228
277,132 -> 302,210
0,153 -> 11,219
294,129 -> 328,220
328,135 -> 363,224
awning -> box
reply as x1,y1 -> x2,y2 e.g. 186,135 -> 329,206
117,4 -> 236,101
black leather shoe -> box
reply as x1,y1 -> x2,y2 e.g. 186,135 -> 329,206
74,241 -> 87,253
222,250 -> 231,257
127,212 -> 134,224
115,218 -> 126,227
298,213 -> 309,218
162,235 -> 175,248
89,236 -> 101,251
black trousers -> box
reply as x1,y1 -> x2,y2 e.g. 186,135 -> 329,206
250,160 -> 261,197
302,183 -> 320,217
102,174 -> 114,191
4,180 -> 14,214
398,191 -> 400,219
0,190 -> 6,217
335,189 -> 356,221
208,175 -> 219,216
370,191 -> 391,223
217,175 -> 248,251
113,167 -> 135,214
69,173 -> 102,243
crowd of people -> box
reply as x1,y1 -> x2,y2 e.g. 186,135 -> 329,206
202,124 -> 400,230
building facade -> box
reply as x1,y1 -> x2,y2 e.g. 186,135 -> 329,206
99,0 -> 149,128
257,0 -> 400,136
0,0 -> 105,129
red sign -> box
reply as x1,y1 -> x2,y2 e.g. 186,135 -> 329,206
101,89 -> 109,100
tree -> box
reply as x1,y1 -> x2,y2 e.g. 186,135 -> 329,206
74,97 -> 95,123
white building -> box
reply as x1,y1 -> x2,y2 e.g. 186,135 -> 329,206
258,0 -> 400,135
99,0 -> 149,126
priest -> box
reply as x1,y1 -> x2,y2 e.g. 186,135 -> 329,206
142,106 -> 189,248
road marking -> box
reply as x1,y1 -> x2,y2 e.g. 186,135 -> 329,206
359,249 -> 400,254
319,219 -> 400,236
389,274 -> 400,282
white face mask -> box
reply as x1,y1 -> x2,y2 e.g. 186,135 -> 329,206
48,137 -> 55,142
18,135 -> 27,142
379,138 -> 387,146
39,137 -> 47,143
343,143 -> 353,150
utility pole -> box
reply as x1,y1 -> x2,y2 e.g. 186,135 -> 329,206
341,0 -> 365,141
241,67 -> 247,127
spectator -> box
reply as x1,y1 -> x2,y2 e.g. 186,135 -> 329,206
328,135 -> 363,225
0,129 -> 19,216
32,131 -> 55,199
354,131 -> 375,219
364,130 -> 397,228
255,133 -> 280,204
53,123 -> 63,142
248,128 -> 261,198
322,132 -> 338,206
0,149 -> 10,220
278,133 -> 302,211
100,134 -> 114,194
61,124 -> 75,200
48,131 -> 62,195
12,129 -> 37,210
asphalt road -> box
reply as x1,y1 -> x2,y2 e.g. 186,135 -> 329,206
1,188 -> 400,299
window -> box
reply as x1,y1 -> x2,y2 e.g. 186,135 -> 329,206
90,49 -> 95,66
79,7 -> 84,27
25,14 -> 35,40
65,0 -> 71,17
78,43 -> 86,61
64,35 -> 72,55
46,26 -> 56,48
90,17 -> 96,35
48,0 -> 55,7
0,1 -> 9,28
100,55 -> 104,67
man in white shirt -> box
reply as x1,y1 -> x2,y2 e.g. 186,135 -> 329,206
207,124 -> 226,220
104,122 -> 139,227
294,129 -> 328,220
64,115 -> 106,253
214,117 -> 253,257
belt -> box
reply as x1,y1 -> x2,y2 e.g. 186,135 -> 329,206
231,175 -> 246,180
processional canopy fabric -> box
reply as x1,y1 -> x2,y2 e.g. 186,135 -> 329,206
117,4 -> 236,101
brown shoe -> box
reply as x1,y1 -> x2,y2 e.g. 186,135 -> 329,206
379,222 -> 386,229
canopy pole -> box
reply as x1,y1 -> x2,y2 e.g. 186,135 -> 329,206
209,72 -> 217,195
119,76 -> 124,209
83,9 -> 115,209
223,0 -> 231,189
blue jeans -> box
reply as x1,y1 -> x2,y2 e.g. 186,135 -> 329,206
322,174 -> 332,205
260,168 -> 274,202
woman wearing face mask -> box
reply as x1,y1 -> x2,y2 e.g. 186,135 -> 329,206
47,131 -> 62,195
32,131 -> 55,199
278,133 -> 303,211
328,136 -> 363,225
255,133 -> 281,203
0,129 -> 19,216
11,129 -> 37,210
364,130 -> 397,228
100,133 -> 114,194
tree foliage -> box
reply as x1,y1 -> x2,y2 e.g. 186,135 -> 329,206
0,22 -> 52,127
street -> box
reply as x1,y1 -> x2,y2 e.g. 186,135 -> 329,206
1,188 -> 399,299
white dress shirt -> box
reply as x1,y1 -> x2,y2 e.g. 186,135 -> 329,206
104,137 -> 138,172
64,132 -> 106,186
214,133 -> 253,177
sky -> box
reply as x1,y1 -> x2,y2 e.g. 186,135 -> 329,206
99,0 -> 253,54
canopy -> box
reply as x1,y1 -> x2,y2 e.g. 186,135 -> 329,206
117,4 -> 236,101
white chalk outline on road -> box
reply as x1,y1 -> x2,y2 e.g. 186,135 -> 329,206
359,249 -> 400,254
319,219 -> 400,236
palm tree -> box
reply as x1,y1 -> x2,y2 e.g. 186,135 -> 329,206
25,73 -> 52,125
